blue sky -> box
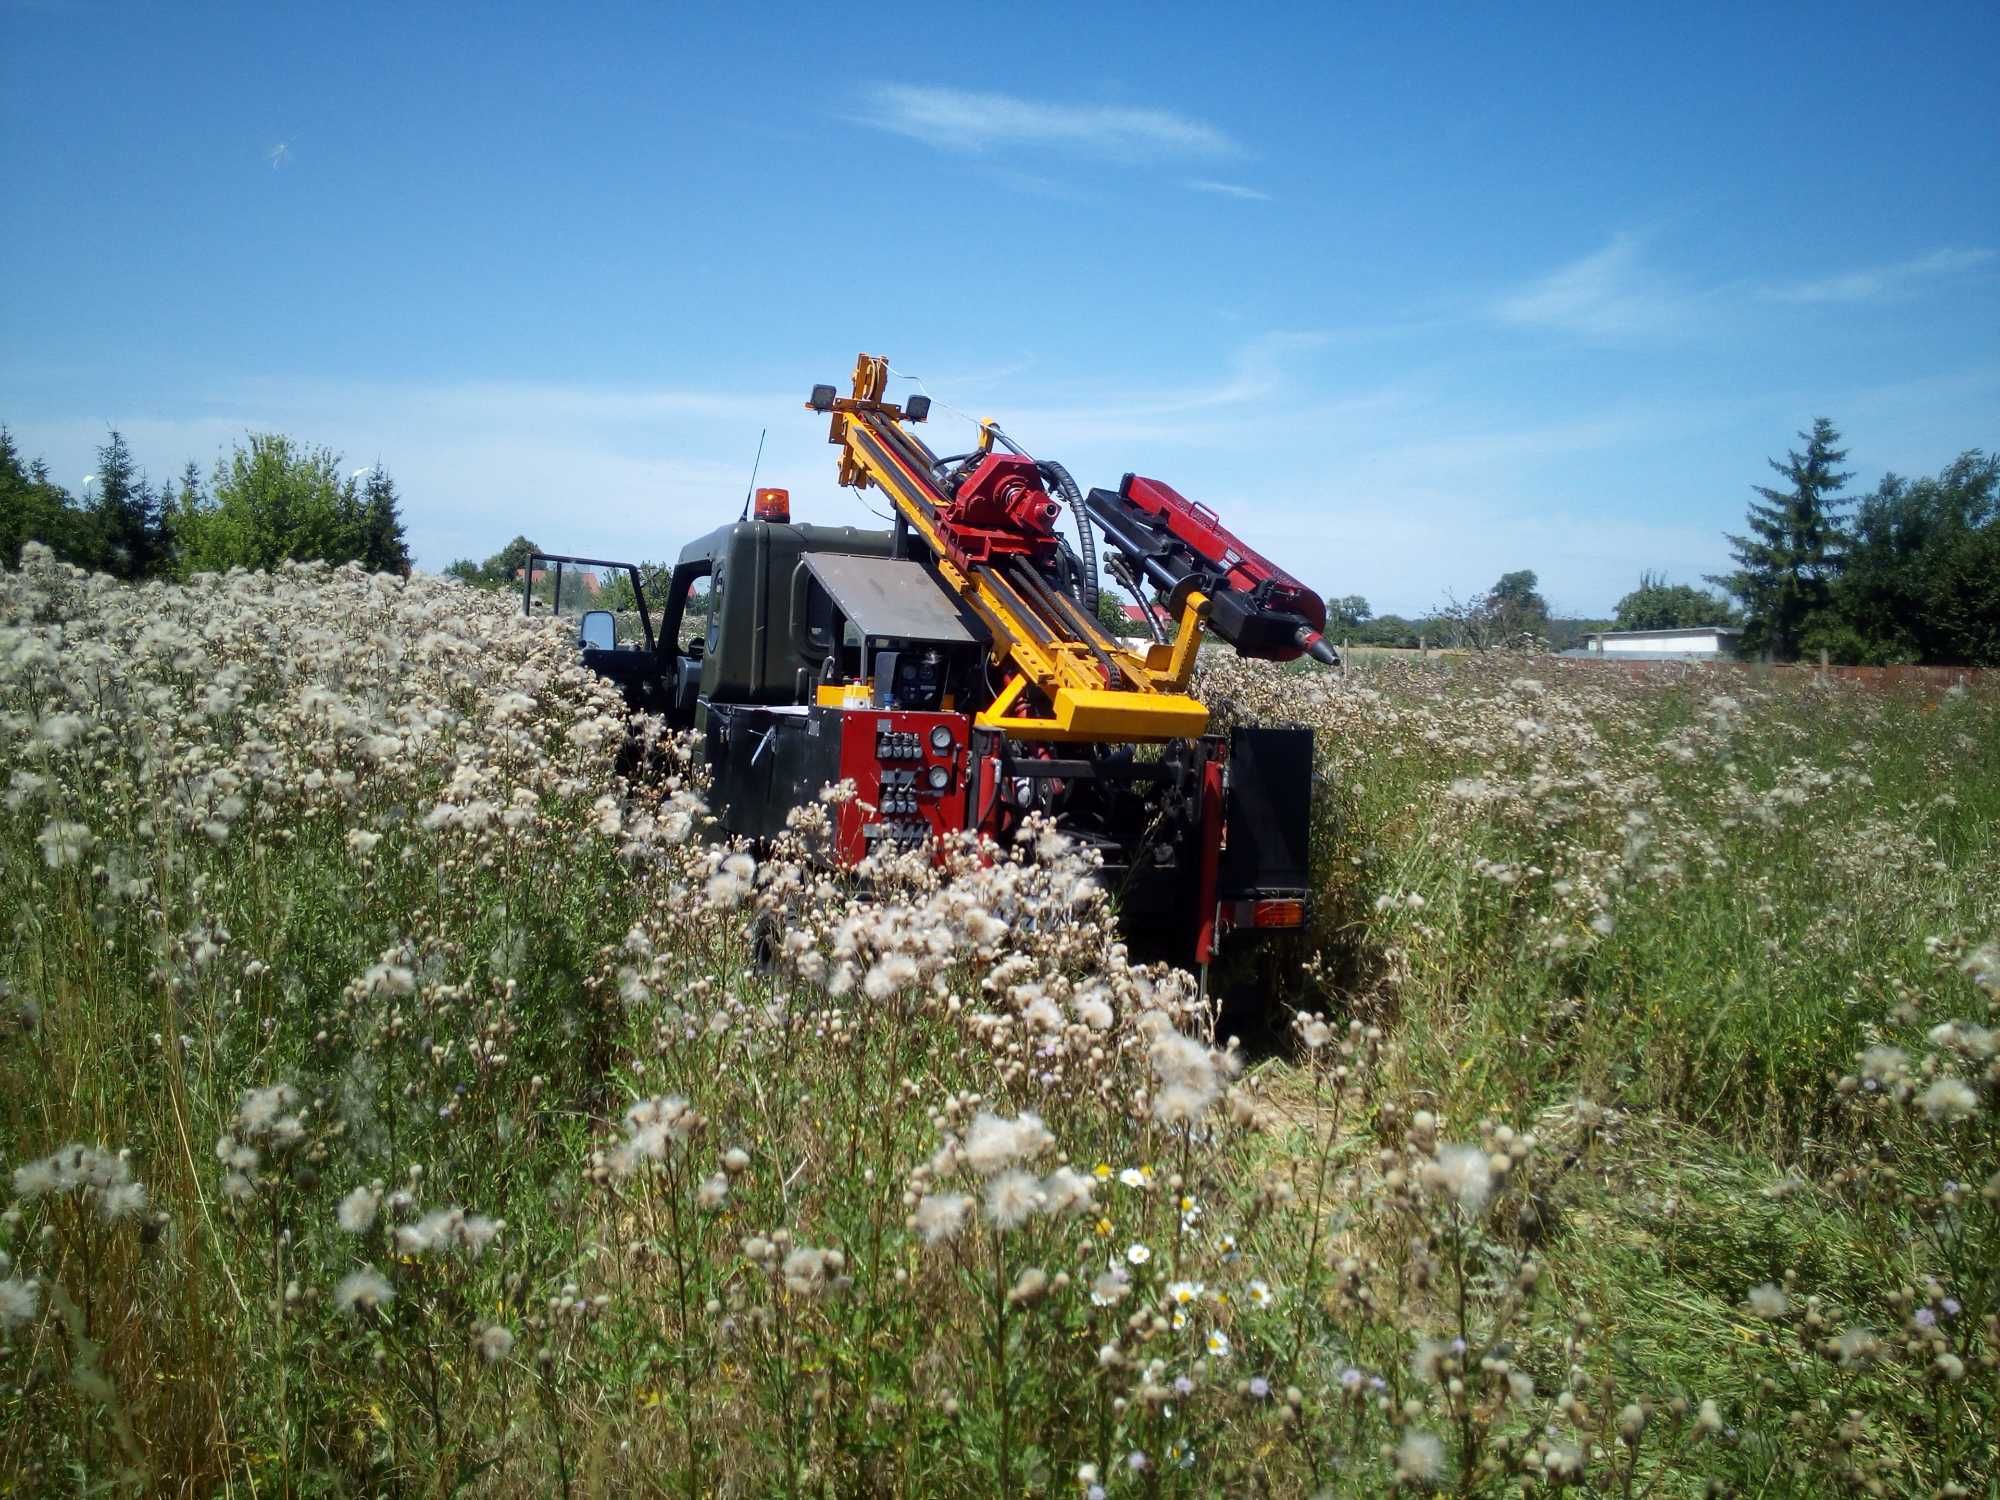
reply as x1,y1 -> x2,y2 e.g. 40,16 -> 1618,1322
4,1 -> 1996,616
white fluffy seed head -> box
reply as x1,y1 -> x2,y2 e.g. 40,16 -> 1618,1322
1918,1076 -> 1978,1124
1746,1283 -> 1788,1319
913,1192 -> 970,1246
337,1186 -> 380,1235
1395,1429 -> 1445,1485
0,1277 -> 40,1333
961,1111 -> 1053,1175
1427,1144 -> 1495,1218
983,1169 -> 1042,1230
334,1268 -> 393,1316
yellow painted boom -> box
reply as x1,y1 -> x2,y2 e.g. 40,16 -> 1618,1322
815,354 -> 1213,742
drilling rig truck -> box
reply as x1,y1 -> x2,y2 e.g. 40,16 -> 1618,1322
526,354 -> 1337,971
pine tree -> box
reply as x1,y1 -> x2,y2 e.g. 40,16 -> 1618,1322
1,427 -> 93,567
90,430 -> 169,580
162,459 -> 206,570
1708,418 -> 1852,660
0,428 -> 49,567
358,467 -> 412,575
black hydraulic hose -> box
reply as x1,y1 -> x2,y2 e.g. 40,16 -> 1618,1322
1107,554 -> 1166,644
1053,538 -> 1092,616
1036,459 -> 1098,615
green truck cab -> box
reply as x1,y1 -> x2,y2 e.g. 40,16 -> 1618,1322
526,520 -> 905,730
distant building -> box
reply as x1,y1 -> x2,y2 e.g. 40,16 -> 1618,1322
1576,626 -> 1741,661
1120,602 -> 1170,628
521,567 -> 602,593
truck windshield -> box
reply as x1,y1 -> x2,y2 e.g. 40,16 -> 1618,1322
524,556 -> 653,650
525,561 -> 613,620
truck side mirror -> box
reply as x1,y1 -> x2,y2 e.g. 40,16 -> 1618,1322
578,610 -> 616,650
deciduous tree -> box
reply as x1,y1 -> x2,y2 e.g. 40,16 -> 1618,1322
1326,594 -> 1372,630
1810,450 -> 1999,665
1487,570 -> 1550,640
1612,571 -> 1737,632
175,434 -> 411,575
1431,571 -> 1550,651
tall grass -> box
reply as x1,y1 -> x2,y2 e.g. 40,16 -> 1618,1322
2,547 -> 1995,1496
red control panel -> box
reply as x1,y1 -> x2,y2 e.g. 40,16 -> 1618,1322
827,708 -> 969,863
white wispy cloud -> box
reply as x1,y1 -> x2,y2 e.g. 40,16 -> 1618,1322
854,84 -> 1238,160
1185,179 -> 1270,202
948,330 -> 1339,451
1767,246 -> 1995,304
1492,233 -> 1694,339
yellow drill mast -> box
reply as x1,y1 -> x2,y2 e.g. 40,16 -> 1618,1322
810,354 -> 1213,743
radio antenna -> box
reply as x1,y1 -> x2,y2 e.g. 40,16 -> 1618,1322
736,428 -> 768,522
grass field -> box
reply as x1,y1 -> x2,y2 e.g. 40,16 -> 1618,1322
2,546 -> 1995,1497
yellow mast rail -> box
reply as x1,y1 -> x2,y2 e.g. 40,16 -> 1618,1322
816,355 -> 1212,742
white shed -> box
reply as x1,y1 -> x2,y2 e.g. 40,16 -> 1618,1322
1584,626 -> 1741,660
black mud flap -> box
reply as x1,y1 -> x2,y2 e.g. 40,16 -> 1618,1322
1209,723 -> 1317,1040
1219,724 -> 1313,901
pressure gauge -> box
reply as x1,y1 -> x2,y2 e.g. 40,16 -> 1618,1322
927,765 -> 951,791
929,724 -> 954,752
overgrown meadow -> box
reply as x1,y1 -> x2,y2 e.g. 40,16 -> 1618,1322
2,544 -> 1995,1497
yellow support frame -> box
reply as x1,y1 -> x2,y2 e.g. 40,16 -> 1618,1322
819,355 -> 1213,743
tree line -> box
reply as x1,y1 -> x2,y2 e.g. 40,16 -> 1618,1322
1709,421 -> 1996,665
1322,424 -> 1996,666
21,413 -> 1985,667
0,427 -> 411,580
1321,574 -> 1612,654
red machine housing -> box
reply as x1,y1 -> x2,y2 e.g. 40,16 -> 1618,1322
1120,475 -> 1330,661
938,452 -> 1062,568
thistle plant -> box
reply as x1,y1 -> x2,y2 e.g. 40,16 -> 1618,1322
2,544 -> 1997,1494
